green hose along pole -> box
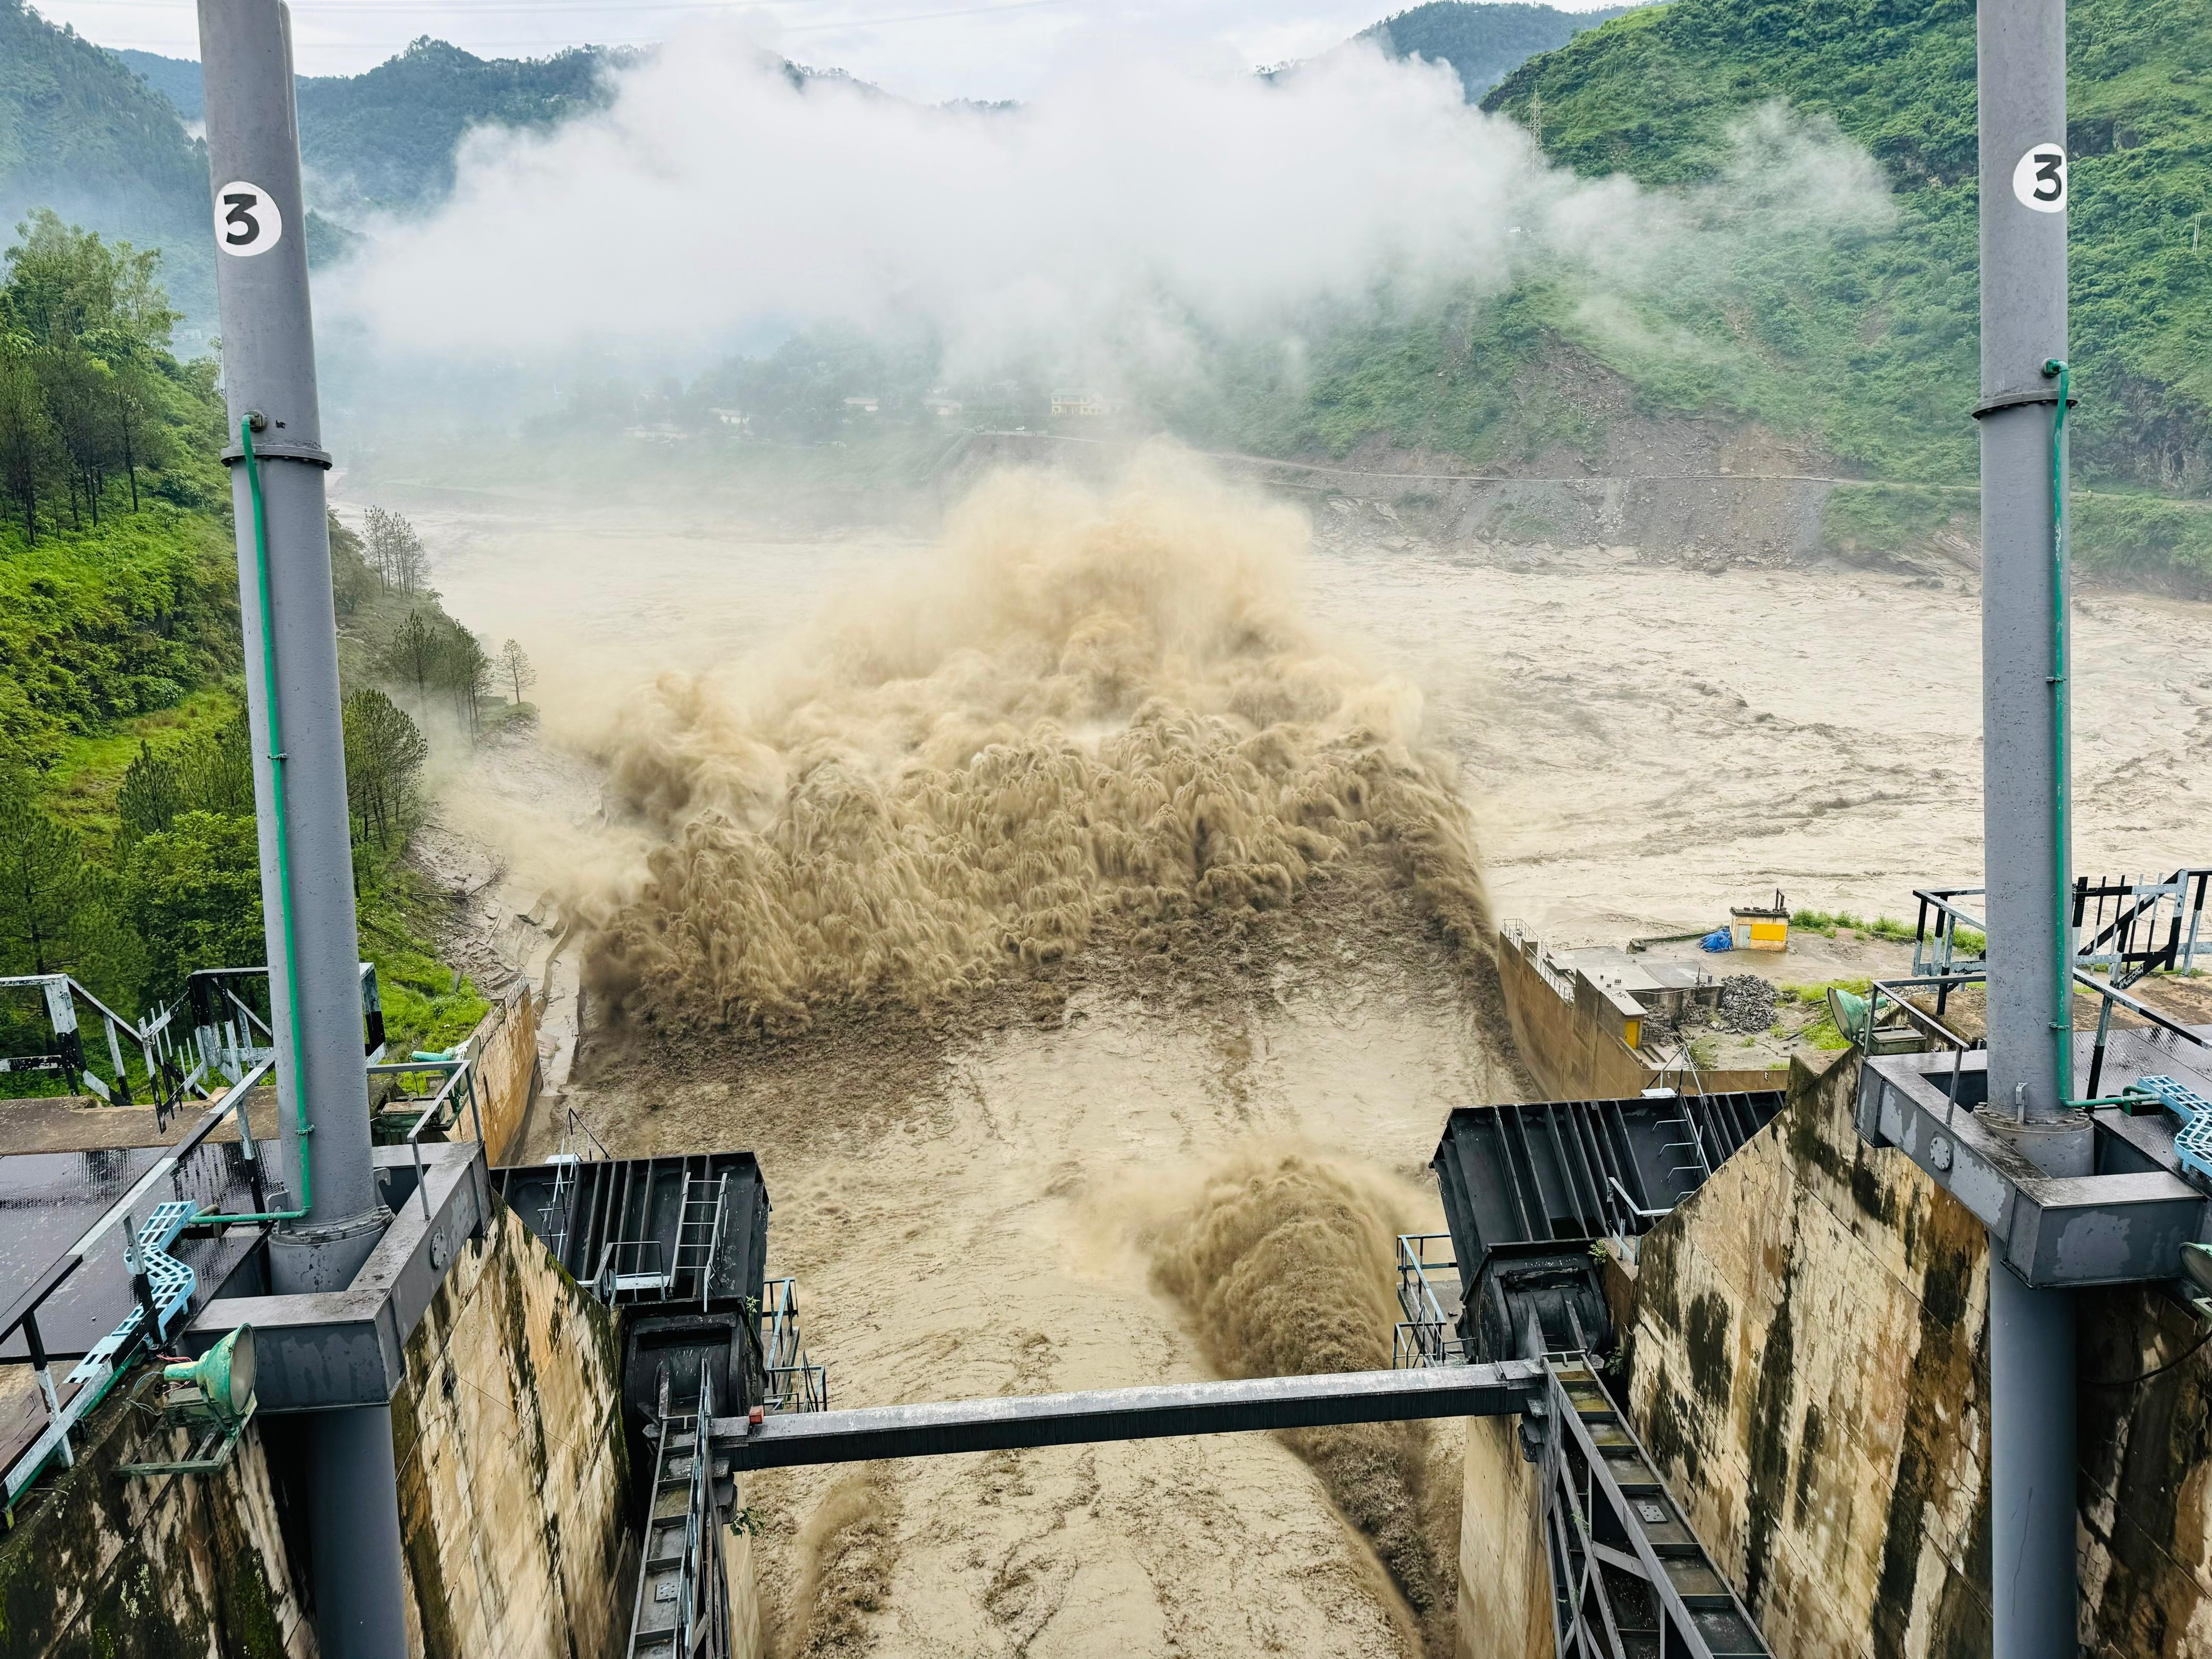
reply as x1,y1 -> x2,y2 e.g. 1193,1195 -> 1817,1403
2044,359 -> 2077,1101
198,416 -> 312,1227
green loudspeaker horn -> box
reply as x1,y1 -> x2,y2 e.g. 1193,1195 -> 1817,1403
1826,987 -> 1871,1046
166,1325 -> 256,1427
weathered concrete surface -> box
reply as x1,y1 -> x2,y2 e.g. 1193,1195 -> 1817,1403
390,1198 -> 634,1659
456,990 -> 540,1165
0,1382 -> 316,1657
2077,1264 -> 2212,1656
1455,1414 -> 1549,1659
1624,1048 -> 2212,1659
1496,928 -> 1784,1100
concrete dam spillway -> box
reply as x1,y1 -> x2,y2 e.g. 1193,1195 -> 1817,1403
9,2 -> 2212,1655
12,447 -> 2210,1659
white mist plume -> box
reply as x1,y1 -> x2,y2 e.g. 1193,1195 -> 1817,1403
330,29 -> 1895,387
332,33 -> 1520,371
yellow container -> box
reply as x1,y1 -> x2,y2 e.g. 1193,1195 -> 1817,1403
1730,911 -> 1790,952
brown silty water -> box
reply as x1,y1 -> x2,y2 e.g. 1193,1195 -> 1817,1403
400,435 -> 2212,1654
525,454 -> 1523,1655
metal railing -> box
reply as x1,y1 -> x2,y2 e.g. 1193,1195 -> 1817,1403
1913,868 -> 2210,993
369,1046 -> 485,1221
1501,921 -> 1576,1002
2,1058 -> 273,1510
1392,1234 -> 1471,1369
760,1277 -> 829,1412
1864,966 -> 2211,1111
0,962 -> 386,1119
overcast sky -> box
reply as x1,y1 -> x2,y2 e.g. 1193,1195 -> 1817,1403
39,0 -> 1621,100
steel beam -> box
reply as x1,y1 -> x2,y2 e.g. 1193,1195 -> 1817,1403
1857,1054 -> 2206,1287
713,1361 -> 1546,1470
185,1144 -> 488,1410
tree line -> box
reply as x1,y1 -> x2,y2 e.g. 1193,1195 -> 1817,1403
0,689 -> 430,1011
0,211 -> 213,543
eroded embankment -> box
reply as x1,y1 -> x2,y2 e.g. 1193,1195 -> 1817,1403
576,453 -> 1491,1037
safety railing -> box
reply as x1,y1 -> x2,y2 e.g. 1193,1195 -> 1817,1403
760,1277 -> 829,1412
368,1045 -> 484,1221
1864,967 -> 2211,1111
2,1058 -> 273,1510
1392,1234 -> 1472,1368
0,962 -> 386,1120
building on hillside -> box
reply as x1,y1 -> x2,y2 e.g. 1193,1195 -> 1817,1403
1050,388 -> 1110,418
843,394 -> 881,416
923,395 -> 965,420
708,407 -> 751,433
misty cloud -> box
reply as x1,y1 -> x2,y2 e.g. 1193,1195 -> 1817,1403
328,28 -> 1892,390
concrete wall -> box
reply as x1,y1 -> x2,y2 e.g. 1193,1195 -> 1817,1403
1622,1049 -> 2212,1659
1455,1415 -> 1550,1659
391,1199 -> 635,1659
1496,930 -> 1784,1100
459,990 -> 540,1166
0,1383 -> 317,1657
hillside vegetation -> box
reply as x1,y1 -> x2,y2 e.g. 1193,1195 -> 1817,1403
1360,2 -> 1632,97
0,217 -> 498,1052
1482,0 -> 2212,496
1178,0 -> 2211,585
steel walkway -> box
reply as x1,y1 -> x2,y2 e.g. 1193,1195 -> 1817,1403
1540,1357 -> 1772,1659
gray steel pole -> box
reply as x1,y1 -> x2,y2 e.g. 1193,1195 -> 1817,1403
198,5 -> 406,1654
198,0 -> 382,1281
1976,1 -> 2080,1655
1979,0 -> 2072,1126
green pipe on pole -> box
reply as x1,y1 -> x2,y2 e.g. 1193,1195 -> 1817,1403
197,417 -> 312,1228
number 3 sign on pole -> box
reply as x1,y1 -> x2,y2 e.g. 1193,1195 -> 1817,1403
2013,145 -> 2068,214
213,180 -> 283,256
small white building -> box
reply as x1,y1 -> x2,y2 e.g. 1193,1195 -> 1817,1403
707,407 -> 751,432
843,394 -> 881,415
923,395 -> 965,420
1050,388 -> 1110,418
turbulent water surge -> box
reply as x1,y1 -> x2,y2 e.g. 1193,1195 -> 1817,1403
391,440 -> 2212,1656
579,456 -> 1490,1038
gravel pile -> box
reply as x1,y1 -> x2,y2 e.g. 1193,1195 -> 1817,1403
1718,974 -> 1778,1034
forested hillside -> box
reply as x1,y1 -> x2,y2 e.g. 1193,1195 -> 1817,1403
1482,0 -> 2211,493
1360,2 -> 1632,98
0,217 -> 500,1049
294,37 -> 626,212
1,0 -> 213,323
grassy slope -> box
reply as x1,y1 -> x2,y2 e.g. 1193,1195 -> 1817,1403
9,525 -> 493,1050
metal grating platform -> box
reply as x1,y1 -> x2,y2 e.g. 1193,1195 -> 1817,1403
495,1151 -> 768,1314
1432,1093 -> 1786,1363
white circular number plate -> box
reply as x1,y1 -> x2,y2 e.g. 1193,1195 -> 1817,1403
213,181 -> 283,256
2013,144 -> 2068,213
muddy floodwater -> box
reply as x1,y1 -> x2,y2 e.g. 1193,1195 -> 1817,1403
352,468 -> 2212,1657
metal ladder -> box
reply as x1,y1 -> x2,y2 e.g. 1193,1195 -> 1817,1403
628,1374 -> 733,1659
671,1172 -> 727,1308
1539,1355 -> 1771,1658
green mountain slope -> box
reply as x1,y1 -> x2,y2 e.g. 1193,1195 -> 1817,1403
1480,0 -> 2212,494
1361,2 -> 1634,98
1201,0 -> 2212,583
1,0 -> 211,322
294,37 -> 626,212
110,47 -> 204,122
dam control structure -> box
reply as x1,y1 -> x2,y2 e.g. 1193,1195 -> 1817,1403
6,0 -> 2212,1655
